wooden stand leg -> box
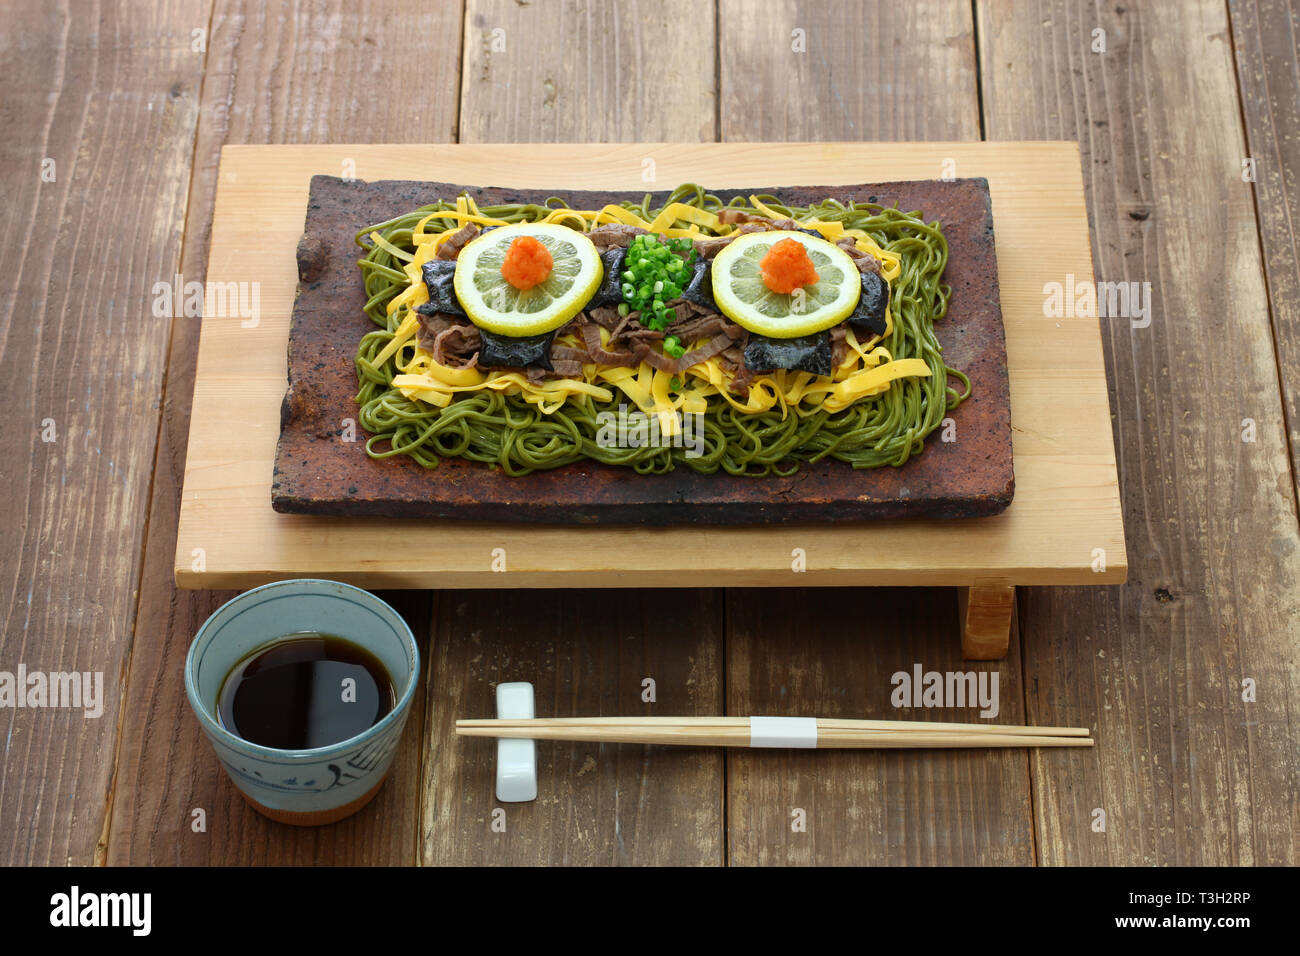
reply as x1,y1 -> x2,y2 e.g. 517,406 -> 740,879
958,584 -> 1015,660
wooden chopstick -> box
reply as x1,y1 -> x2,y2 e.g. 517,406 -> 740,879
459,716 -> 1090,736
455,717 -> 1094,749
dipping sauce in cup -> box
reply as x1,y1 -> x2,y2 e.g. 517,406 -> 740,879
216,634 -> 396,750
185,579 -> 419,826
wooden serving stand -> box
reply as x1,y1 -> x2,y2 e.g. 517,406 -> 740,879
176,143 -> 1127,659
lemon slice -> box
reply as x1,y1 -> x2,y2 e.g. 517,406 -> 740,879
453,222 -> 603,336
710,230 -> 861,338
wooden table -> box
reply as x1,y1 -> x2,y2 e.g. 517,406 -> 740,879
2,0 -> 1296,866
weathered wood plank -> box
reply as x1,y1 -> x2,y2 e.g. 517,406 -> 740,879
719,0 -> 980,142
727,589 -> 1033,865
422,589 -> 724,866
460,0 -> 716,143
718,0 -> 1034,865
0,0 -> 211,866
1230,0 -> 1300,494
977,0 -> 1300,865
104,0 -> 461,864
421,0 -> 724,866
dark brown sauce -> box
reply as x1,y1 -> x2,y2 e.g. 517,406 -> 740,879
217,634 -> 395,750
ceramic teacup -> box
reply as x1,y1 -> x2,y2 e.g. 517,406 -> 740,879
185,579 -> 420,826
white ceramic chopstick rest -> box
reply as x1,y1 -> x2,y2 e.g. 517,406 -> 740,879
495,682 -> 538,802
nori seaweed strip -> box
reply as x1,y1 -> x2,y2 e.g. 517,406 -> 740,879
682,259 -> 717,311
847,271 -> 889,338
743,331 -> 832,376
587,248 -> 626,308
479,328 -> 556,371
419,260 -> 465,317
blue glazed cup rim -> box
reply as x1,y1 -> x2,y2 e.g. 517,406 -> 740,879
184,578 -> 420,761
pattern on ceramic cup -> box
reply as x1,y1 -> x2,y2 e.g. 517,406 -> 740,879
218,734 -> 403,794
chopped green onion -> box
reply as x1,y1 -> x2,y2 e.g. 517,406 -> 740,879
619,233 -> 697,328
664,336 -> 685,358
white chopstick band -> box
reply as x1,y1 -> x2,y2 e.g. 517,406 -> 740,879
749,716 -> 819,748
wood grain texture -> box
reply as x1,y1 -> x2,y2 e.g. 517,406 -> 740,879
0,0 -> 210,866
959,584 -> 1015,660
175,141 -> 1124,589
716,1 -> 1034,865
1230,0 -> 1300,495
460,0 -> 716,143
8,0 -> 1293,869
103,0 -> 462,864
426,4 -> 724,866
727,588 -> 1034,865
720,0 -> 981,142
421,589 -> 723,865
977,0 -> 1300,865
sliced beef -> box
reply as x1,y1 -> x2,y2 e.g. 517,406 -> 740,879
586,305 -> 624,331
462,308 -> 757,389
434,222 -> 480,260
717,208 -> 769,226
668,311 -> 744,345
693,234 -> 735,260
554,314 -> 583,339
548,359 -> 585,378
694,209 -> 830,260
830,324 -> 849,368
540,342 -> 593,381
586,223 -> 648,251
430,323 -> 481,370
636,346 -> 679,373
606,309 -> 637,340
416,311 -> 462,352
717,345 -> 753,398
719,208 -> 809,232
677,331 -> 739,372
580,320 -> 639,368
693,222 -> 810,260
618,328 -> 666,351
551,344 -> 591,364
835,237 -> 883,275
667,298 -> 709,320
